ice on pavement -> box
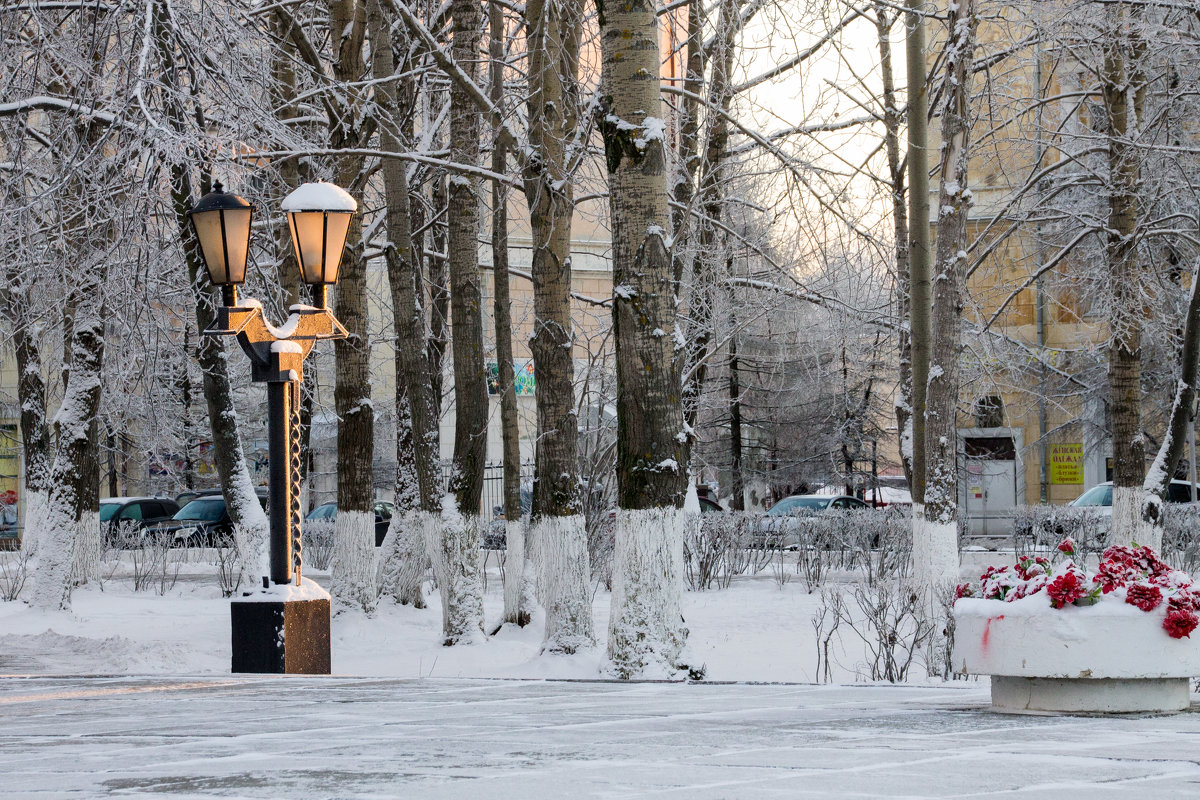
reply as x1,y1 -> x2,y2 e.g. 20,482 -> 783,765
3,676 -> 1200,798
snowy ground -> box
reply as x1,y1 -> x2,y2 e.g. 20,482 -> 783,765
5,551 -> 1200,797
0,551 -> 951,682
5,676 -> 1200,798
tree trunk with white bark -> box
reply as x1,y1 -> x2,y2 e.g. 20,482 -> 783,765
328,0 -> 377,612
598,0 -> 690,677
916,0 -> 975,592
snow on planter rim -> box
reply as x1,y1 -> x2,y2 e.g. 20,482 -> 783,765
954,595 -> 1200,679
281,181 -> 357,212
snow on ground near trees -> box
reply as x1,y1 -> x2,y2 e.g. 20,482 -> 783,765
0,552 -> 967,682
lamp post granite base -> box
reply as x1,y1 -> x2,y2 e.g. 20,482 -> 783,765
230,580 -> 332,675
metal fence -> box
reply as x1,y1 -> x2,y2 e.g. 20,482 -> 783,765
439,462 -> 535,517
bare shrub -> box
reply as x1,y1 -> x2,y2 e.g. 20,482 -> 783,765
588,510 -> 615,592
214,530 -> 243,598
839,581 -> 934,683
811,586 -> 845,683
302,520 -> 336,571
1012,505 -> 1106,560
923,584 -> 959,680
0,545 -> 31,601
771,543 -> 792,588
684,511 -> 762,590
1163,504 -> 1200,574
129,530 -> 180,595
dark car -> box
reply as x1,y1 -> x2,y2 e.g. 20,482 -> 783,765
100,497 -> 181,545
154,490 -> 268,546
174,489 -> 213,507
305,501 -> 394,546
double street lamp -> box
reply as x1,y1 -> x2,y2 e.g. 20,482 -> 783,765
189,179 -> 357,674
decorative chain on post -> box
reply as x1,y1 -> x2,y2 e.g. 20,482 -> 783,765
290,379 -> 304,583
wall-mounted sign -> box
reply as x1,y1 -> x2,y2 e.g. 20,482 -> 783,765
487,360 -> 536,396
1049,443 -> 1084,485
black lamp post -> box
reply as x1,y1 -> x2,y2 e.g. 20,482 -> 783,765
189,180 -> 356,674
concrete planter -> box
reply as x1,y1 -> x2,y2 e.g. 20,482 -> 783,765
954,597 -> 1200,713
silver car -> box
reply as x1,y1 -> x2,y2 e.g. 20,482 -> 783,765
758,494 -> 869,550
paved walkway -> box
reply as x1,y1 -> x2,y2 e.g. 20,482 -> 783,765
2,677 -> 1200,798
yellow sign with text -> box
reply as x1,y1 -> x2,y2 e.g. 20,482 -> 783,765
1049,443 -> 1084,485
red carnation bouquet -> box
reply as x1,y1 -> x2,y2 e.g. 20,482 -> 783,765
955,538 -> 1199,639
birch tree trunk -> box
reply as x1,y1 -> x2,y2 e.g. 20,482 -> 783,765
1140,258 -> 1200,549
368,0 -> 437,607
877,2 -> 912,488
1103,5 -> 1148,547
0,270 -> 51,555
328,0 -> 378,612
681,0 -> 735,436
491,0 -> 531,628
438,0 -> 487,643
524,0 -> 593,652
31,254 -> 107,609
916,0 -> 975,591
598,0 -> 689,678
905,0 -> 931,506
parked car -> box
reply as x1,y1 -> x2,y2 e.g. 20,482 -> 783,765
174,489 -> 212,507
757,494 -> 870,549
100,497 -> 181,545
153,490 -> 268,546
305,501 -> 394,546
1071,480 -> 1200,513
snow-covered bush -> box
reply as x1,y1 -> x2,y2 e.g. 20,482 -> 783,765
810,587 -> 844,683
302,520 -> 336,571
841,581 -> 934,682
1011,505 -> 1107,561
683,511 -> 762,590
1162,504 -> 1200,575
128,531 -> 180,595
588,509 -> 616,591
0,546 -> 31,601
213,530 -> 242,598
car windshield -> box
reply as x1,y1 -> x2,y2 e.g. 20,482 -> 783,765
1071,485 -> 1113,507
174,498 -> 226,522
99,502 -> 121,522
767,497 -> 830,516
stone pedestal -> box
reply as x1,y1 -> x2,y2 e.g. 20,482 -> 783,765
230,582 -> 331,674
954,597 -> 1200,714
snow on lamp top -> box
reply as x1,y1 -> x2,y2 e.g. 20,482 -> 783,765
281,181 -> 357,213
281,181 -> 357,288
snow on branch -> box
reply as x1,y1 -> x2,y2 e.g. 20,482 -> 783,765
0,96 -> 124,127
237,148 -> 520,187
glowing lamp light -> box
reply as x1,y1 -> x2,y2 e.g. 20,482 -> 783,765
282,182 -> 357,307
188,180 -> 254,305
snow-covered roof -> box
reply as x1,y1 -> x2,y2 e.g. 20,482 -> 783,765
281,181 -> 357,212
